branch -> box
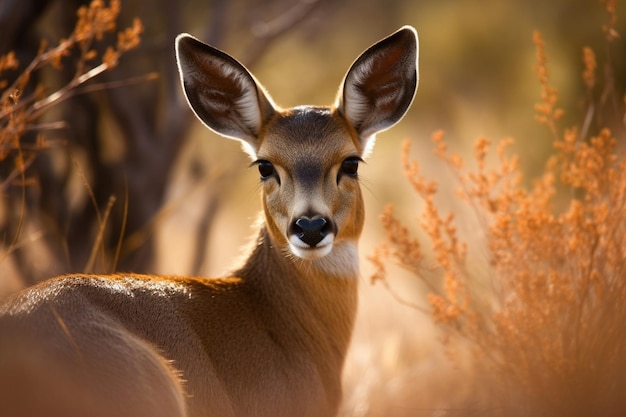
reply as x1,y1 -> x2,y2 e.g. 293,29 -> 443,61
242,0 -> 321,67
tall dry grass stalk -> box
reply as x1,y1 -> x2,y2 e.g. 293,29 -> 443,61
370,2 -> 626,416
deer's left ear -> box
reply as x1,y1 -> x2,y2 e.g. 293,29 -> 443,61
336,26 -> 418,155
175,33 -> 276,157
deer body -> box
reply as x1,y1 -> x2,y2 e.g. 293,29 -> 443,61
0,26 -> 418,417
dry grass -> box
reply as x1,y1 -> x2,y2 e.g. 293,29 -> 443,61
0,0 -> 142,182
369,1 -> 626,416
0,0 -> 143,275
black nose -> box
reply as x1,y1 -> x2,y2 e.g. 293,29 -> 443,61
290,216 -> 334,247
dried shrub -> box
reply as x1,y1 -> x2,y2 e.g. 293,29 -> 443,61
0,0 -> 142,275
370,2 -> 626,416
0,0 -> 142,193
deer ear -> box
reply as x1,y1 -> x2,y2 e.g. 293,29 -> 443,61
337,26 -> 418,155
175,34 -> 275,157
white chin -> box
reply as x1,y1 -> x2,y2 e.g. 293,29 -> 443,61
288,235 -> 334,260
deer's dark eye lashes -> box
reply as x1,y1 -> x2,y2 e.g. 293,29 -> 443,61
256,160 -> 275,179
337,157 -> 361,184
340,157 -> 361,176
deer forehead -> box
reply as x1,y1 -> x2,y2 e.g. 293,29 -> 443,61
256,107 -> 361,170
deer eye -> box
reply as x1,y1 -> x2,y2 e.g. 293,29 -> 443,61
340,157 -> 360,176
256,160 -> 276,180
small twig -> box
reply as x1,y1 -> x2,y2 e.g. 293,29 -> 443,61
0,143 -> 29,273
0,230 -> 44,263
377,275 -> 430,315
2,60 -> 154,129
0,153 -> 37,193
74,159 -> 103,227
84,195 -> 116,273
0,62 -> 109,123
74,157 -> 116,273
251,0 -> 320,39
25,121 -> 68,132
30,62 -> 110,115
242,0 -> 321,66
111,176 -> 129,273
75,72 -> 159,95
578,102 -> 595,142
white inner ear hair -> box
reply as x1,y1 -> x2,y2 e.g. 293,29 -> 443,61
343,58 -> 374,128
212,60 -> 263,134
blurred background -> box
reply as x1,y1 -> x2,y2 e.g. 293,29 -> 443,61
1,0 -> 624,415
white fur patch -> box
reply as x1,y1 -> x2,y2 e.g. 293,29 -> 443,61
311,242 -> 359,278
286,240 -> 359,279
289,234 -> 334,260
360,134 -> 377,159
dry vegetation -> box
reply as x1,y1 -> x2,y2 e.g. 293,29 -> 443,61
370,1 -> 626,415
0,0 -> 141,190
0,0 -> 143,280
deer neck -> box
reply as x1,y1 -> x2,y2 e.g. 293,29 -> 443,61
234,226 -> 359,366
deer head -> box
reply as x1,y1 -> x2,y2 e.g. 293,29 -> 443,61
175,27 -> 418,267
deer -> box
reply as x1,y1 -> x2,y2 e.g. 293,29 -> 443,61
0,26 -> 418,417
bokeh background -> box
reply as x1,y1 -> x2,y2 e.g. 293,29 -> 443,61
1,0 -> 624,415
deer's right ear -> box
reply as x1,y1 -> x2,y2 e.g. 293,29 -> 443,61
175,34 -> 275,157
337,26 -> 418,156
